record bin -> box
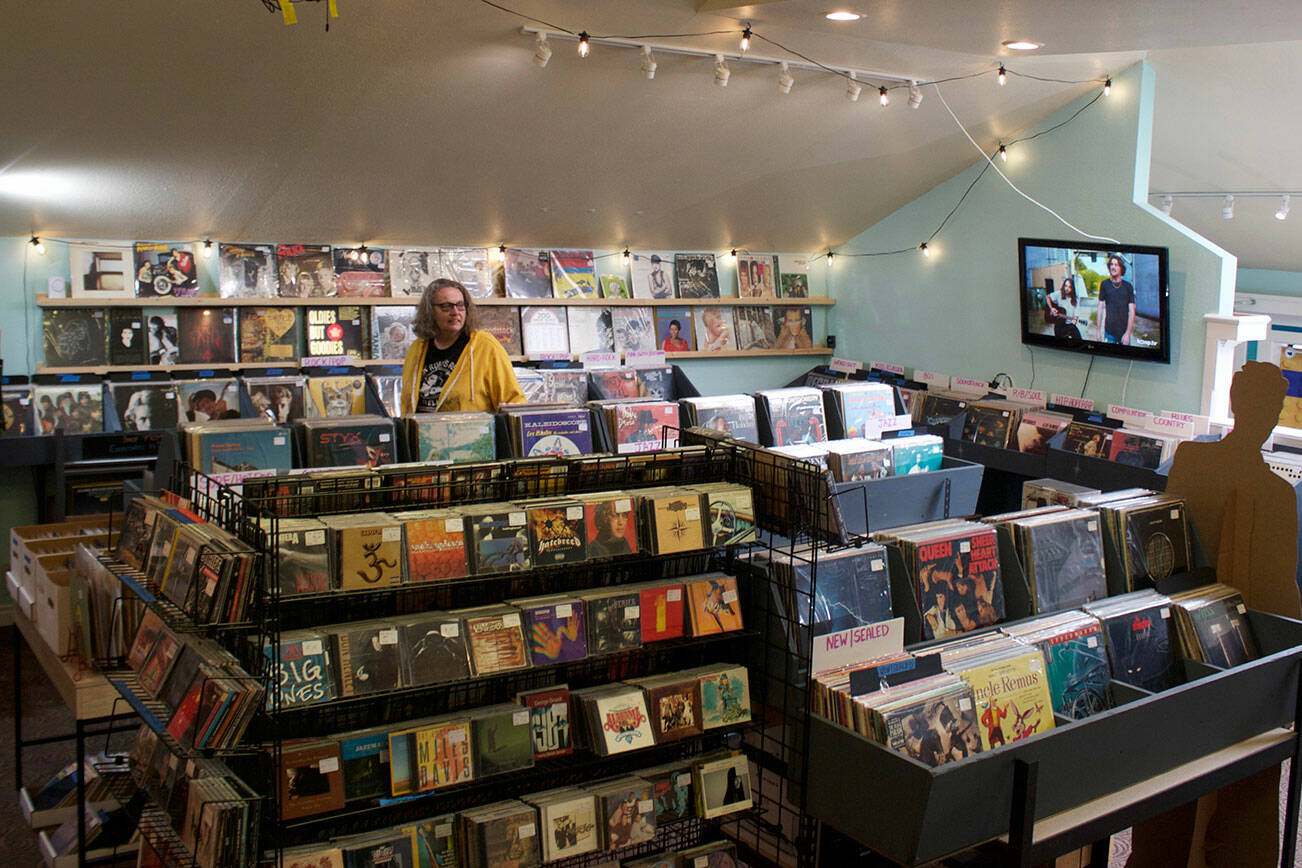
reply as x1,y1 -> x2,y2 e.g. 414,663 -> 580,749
804,609 -> 1302,865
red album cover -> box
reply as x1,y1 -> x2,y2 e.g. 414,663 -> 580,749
583,495 -> 639,558
639,583 -> 685,642
403,514 -> 469,582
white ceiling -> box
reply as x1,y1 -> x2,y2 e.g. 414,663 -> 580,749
1,0 -> 1300,269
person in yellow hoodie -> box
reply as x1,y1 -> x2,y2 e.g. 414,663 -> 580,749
400,278 -> 525,414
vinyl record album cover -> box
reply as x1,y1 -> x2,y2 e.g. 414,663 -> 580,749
478,306 -> 522,356
439,247 -> 494,298
737,253 -> 778,298
238,307 -> 301,363
503,248 -> 553,298
387,249 -> 440,298
550,250 -> 598,298
69,241 -> 136,299
218,243 -> 279,298
629,252 -> 677,299
371,306 -> 418,361
43,308 -> 107,367
654,307 -> 695,352
277,244 -> 335,297
733,307 -> 776,350
612,306 -> 658,355
108,308 -> 147,366
134,242 -> 198,297
332,247 -> 389,297
675,253 -> 720,299
304,306 -> 367,359
177,307 -> 237,364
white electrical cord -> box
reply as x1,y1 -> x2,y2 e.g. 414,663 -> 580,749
1121,360 -> 1133,405
932,83 -> 1120,246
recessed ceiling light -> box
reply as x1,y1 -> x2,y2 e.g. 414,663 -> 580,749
826,11 -> 862,21
1002,39 -> 1042,50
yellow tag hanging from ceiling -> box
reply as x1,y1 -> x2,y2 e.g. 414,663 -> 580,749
281,0 -> 297,25
328,0 -> 338,17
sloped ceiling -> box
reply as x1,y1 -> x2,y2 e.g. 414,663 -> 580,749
0,0 -> 1299,267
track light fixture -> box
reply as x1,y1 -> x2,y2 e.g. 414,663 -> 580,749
878,86 -> 889,107
777,62 -> 794,94
533,32 -> 552,67
1278,195 -> 1291,221
1221,195 -> 1235,220
740,25 -> 751,52
997,64 -> 1007,86
714,54 -> 730,87
577,32 -> 590,57
29,235 -> 44,255
908,80 -> 923,109
845,71 -> 862,102
640,45 -> 657,79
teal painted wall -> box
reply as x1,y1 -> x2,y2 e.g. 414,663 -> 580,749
829,62 -> 1234,414
1238,268 -> 1302,297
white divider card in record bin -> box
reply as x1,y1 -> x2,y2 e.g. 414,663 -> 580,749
811,617 -> 905,676
914,370 -> 948,388
829,357 -> 862,374
950,377 -> 989,396
1108,404 -> 1155,427
1145,414 -> 1195,439
1007,388 -> 1048,407
1051,394 -> 1096,411
870,361 -> 906,376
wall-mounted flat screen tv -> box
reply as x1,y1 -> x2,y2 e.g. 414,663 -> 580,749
1019,238 -> 1171,363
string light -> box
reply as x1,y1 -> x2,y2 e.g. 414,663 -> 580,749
729,249 -> 737,261
714,54 -> 730,87
622,249 -> 631,266
998,65 -> 1007,86
998,143 -> 1007,162
878,86 -> 889,107
908,81 -> 923,109
1221,195 -> 1235,220
577,31 -> 590,57
1103,77 -> 1111,96
826,251 -> 834,265
640,45 -> 657,79
740,25 -> 750,52
533,32 -> 552,67
777,62 -> 794,94
202,239 -> 215,257
845,71 -> 862,102
29,235 -> 44,255
919,242 -> 931,257
1277,195 -> 1291,221
498,244 -> 507,256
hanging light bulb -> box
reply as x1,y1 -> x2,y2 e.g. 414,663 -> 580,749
714,54 -> 730,87
729,249 -> 737,262
202,239 -> 215,257
1159,195 -> 1174,216
1277,195 -> 1291,221
826,251 -> 834,266
740,25 -> 751,52
640,45 -> 657,79
878,86 -> 889,107
498,244 -> 508,257
998,143 -> 1007,162
622,249 -> 631,266
577,32 -> 590,58
997,64 -> 1007,86
1221,195 -> 1235,220
777,62 -> 794,94
533,32 -> 552,67
29,235 -> 44,255
844,71 -> 862,102
908,80 -> 923,109
919,242 -> 931,257
1103,77 -> 1112,96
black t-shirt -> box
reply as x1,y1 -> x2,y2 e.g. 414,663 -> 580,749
1098,278 -> 1135,339
416,334 -> 468,412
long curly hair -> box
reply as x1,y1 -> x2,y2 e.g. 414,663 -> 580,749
412,278 -> 479,342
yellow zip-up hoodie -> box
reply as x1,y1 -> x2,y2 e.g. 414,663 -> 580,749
400,330 -> 526,415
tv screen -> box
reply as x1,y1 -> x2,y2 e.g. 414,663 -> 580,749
1019,238 -> 1171,363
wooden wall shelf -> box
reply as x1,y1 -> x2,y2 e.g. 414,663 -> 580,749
36,294 -> 834,308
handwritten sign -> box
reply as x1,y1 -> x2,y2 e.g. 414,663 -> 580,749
300,355 -> 353,368
580,351 -> 620,369
829,357 -> 863,374
1146,415 -> 1195,438
529,350 -> 572,362
862,415 -> 915,439
1051,394 -> 1095,411
950,377 -> 989,395
811,617 -> 905,676
625,350 -> 667,367
1108,404 -> 1154,427
870,361 -> 906,376
914,370 -> 948,387
1007,388 -> 1048,406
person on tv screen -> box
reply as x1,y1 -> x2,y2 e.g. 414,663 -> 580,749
1046,276 -> 1084,340
1095,254 -> 1135,346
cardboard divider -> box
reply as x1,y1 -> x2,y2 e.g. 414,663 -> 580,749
993,524 -> 1035,620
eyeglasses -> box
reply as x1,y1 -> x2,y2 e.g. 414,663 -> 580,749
434,301 -> 467,313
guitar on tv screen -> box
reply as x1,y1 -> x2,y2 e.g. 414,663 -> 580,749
1019,238 -> 1171,363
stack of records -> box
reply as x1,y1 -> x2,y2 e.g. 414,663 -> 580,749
1107,427 -> 1181,469
1060,421 -> 1116,459
591,776 -> 658,849
573,685 -> 655,755
851,671 -> 981,767
394,509 -> 470,583
329,619 -> 406,696
238,307 -> 301,363
588,369 -> 642,401
679,394 -> 760,443
179,774 -> 260,867
31,382 -> 104,433
639,761 -> 694,827
1097,493 -> 1192,590
336,831 -> 415,868
686,663 -> 752,730
264,628 -> 337,709
594,400 -> 679,454
299,415 -> 396,468
183,418 -> 290,477
401,411 -> 496,463
1020,478 -> 1102,509
821,382 -> 898,439
1005,508 -> 1108,613
323,513 -> 405,591
578,587 -> 643,655
631,365 -> 676,400
469,703 -> 535,776
107,380 -> 179,431
1002,611 -> 1112,719
463,504 -> 532,574
1169,583 -> 1259,668
305,373 -> 370,418
501,406 -> 593,457
625,672 -> 704,743
934,633 -> 1056,747
244,374 -> 307,424
2,383 -> 35,436
388,715 -> 475,795
516,685 -> 573,759
886,434 -> 944,475
913,390 -> 970,427
520,789 -> 599,861
366,371 -> 402,418
755,387 -> 828,446
398,612 -> 472,686
303,305 -> 369,359
456,605 -> 531,676
876,520 -> 1004,640
782,543 -> 892,636
1083,589 -> 1178,692
1015,409 -> 1074,454
684,573 -> 745,636
960,399 -> 1025,448
822,438 -> 894,482
633,486 -> 707,554
695,481 -> 757,546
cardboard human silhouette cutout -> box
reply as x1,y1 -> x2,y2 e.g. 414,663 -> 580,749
1128,361 -> 1298,868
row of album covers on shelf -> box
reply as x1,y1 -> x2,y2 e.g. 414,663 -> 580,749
56,239 -> 814,302
38,302 -> 820,369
